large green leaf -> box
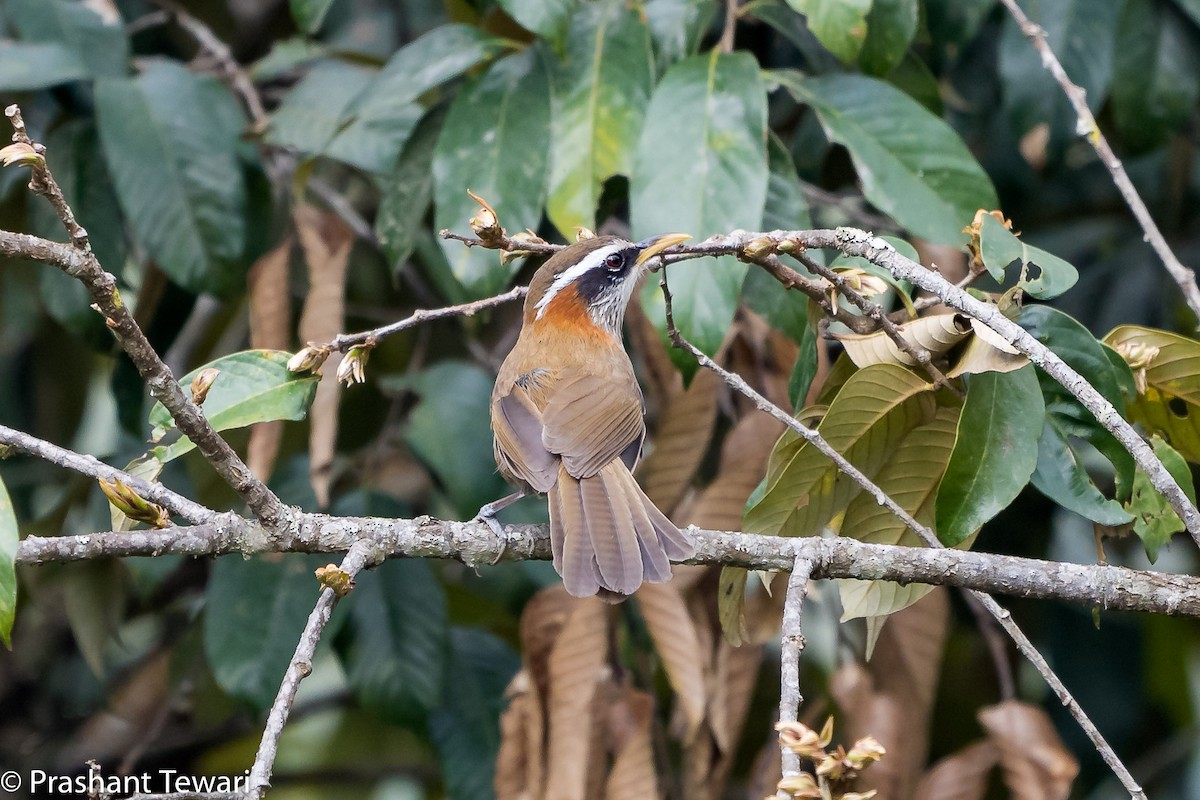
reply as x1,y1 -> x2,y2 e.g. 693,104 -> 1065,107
339,559 -> 448,725
95,63 -> 248,296
148,350 -> 320,463
266,61 -> 376,157
998,0 -> 1120,140
499,0 -> 576,43
204,553 -> 336,708
434,50 -> 551,297
1113,0 -> 1200,152
1104,325 -> 1200,462
377,107 -> 446,282
780,71 -> 998,244
644,0 -> 716,65
978,214 -> 1078,299
744,364 -> 935,537
0,42 -> 87,90
1129,436 -> 1197,560
429,628 -> 520,800
1031,414 -> 1134,526
860,0 -> 918,75
7,0 -> 128,78
0,474 -> 16,648
632,51 -> 769,369
1020,305 -> 1131,408
838,402 -> 960,621
936,366 -> 1045,545
335,26 -> 510,174
787,0 -> 872,63
290,0 -> 337,33
546,0 -> 654,234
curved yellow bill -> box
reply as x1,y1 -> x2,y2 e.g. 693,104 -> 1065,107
635,232 -> 691,265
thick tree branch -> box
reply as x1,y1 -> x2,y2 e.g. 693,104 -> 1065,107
0,424 -> 217,525
3,105 -> 289,530
998,0 -> 1200,323
777,557 -> 813,787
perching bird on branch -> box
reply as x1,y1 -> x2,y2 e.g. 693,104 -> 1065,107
482,233 -> 695,599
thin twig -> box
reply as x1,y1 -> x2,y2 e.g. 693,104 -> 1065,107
246,539 -> 380,799
658,265 -> 1148,799
3,106 -> 289,530
960,589 -> 1016,701
328,286 -> 527,352
998,0 -> 1200,323
0,424 -> 217,525
777,556 -> 814,788
718,0 -> 738,53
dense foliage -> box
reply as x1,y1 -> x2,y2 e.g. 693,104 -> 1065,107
2,0 -> 1200,798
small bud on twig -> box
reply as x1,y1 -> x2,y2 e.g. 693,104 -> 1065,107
467,189 -> 504,244
337,345 -> 371,387
98,477 -> 171,528
287,343 -> 332,375
315,563 -> 355,596
0,142 -> 43,169
190,368 -> 220,405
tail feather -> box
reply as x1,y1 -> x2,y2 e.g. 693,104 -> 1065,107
549,462 -> 694,598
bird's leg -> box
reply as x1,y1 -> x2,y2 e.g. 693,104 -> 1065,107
473,491 -> 527,564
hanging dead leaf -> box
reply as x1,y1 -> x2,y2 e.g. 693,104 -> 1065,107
915,740 -> 999,800
626,298 -> 682,418
833,314 -> 970,368
640,367 -> 721,516
295,205 -> 354,507
977,700 -> 1078,800
496,673 -> 538,800
247,236 -> 293,481
946,319 -> 1027,378
604,687 -> 660,800
637,583 -> 707,742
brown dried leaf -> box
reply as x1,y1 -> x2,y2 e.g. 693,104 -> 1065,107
689,412 -> 785,532
831,588 -> 950,799
709,640 -> 764,760
915,740 -> 999,800
640,368 -> 721,515
295,205 -> 354,507
626,298 -> 682,417
495,676 -> 536,800
833,314 -> 971,368
637,582 -> 707,742
605,687 -> 659,800
247,236 -> 294,481
977,700 -> 1079,800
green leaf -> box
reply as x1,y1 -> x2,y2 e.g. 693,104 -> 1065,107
632,51 -> 769,370
788,323 -> 819,408
978,214 -> 1078,299
265,61 -> 375,158
780,71 -> 998,244
148,351 -> 320,463
499,0 -> 576,43
860,0 -> 918,75
1128,436 -> 1197,561
204,553 -> 335,708
434,50 -> 551,297
838,402 -> 960,621
290,0 -> 337,34
7,0 -> 128,78
0,474 -> 16,648
936,366 -> 1045,545
998,0 -> 1120,140
0,42 -> 87,90
1112,0 -> 1200,152
1020,305 -> 1131,408
644,0 -> 717,65
1178,0 -> 1200,27
546,0 -> 654,234
335,26 -> 510,174
787,0 -> 873,63
340,559 -> 447,724
95,63 -> 249,296
392,362 -> 512,519
745,364 -> 935,537
1031,415 -> 1134,526
429,628 -> 520,800
1104,325 -> 1200,462
377,107 -> 446,282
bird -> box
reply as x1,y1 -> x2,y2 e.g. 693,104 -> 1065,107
483,232 -> 696,599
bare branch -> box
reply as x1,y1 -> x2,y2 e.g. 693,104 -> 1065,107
997,0 -> 1200,322
328,286 -> 527,352
778,557 -> 814,786
0,424 -> 217,525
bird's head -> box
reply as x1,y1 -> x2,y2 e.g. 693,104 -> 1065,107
525,233 -> 690,335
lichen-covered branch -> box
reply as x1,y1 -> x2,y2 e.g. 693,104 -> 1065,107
777,557 -> 814,786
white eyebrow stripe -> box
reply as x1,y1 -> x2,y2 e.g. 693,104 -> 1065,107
534,242 -> 626,320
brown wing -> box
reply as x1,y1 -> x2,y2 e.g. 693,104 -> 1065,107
541,371 -> 645,479
492,384 -> 558,493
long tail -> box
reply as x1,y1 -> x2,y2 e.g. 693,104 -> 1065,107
547,461 -> 694,598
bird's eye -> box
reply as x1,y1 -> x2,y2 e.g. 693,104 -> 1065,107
604,252 -> 625,271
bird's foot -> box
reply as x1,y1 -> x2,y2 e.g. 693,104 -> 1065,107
472,491 -> 525,565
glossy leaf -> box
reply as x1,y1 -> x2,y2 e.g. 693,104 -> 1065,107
1021,305 -> 1132,408
781,71 -> 998,244
936,366 -> 1044,545
378,107 -> 445,281
499,0 -> 575,42
290,0 -> 337,34
265,61 -> 375,158
1129,436 -> 1197,560
644,0 -> 716,64
838,402 -> 961,621
7,0 -> 128,78
744,364 -> 935,537
860,0 -> 918,75
1031,415 -> 1133,526
0,474 -> 15,648
340,559 -> 448,724
1112,0 -> 1200,151
978,214 -> 1078,299
633,51 -> 769,368
204,553 -> 336,708
789,323 -> 820,408
0,43 -> 87,90
546,0 -> 654,234
434,51 -> 551,297
148,351 -> 320,463
95,63 -> 248,295
787,0 -> 872,63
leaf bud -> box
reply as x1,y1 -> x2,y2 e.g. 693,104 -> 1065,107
337,345 -> 371,387
315,563 -> 355,596
98,477 -> 170,528
774,772 -> 820,798
467,189 -> 504,243
287,343 -> 332,375
742,236 -> 777,260
190,367 -> 220,405
0,142 -> 43,169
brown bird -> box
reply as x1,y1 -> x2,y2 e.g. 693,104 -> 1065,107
483,233 -> 695,598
